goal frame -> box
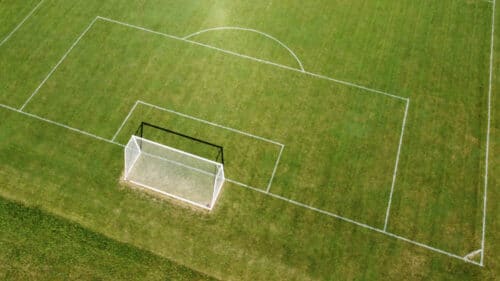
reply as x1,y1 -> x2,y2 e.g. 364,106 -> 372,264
123,123 -> 225,210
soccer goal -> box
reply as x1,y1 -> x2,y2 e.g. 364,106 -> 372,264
123,123 -> 225,210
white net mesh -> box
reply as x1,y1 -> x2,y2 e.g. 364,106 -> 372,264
211,167 -> 225,207
124,137 -> 141,176
124,136 -> 224,209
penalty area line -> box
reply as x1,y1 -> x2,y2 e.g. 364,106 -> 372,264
96,16 -> 407,102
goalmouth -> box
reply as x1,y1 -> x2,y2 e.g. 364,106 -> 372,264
123,123 -> 225,210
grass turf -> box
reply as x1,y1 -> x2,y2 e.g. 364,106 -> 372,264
0,197 -> 217,280
0,0 -> 498,280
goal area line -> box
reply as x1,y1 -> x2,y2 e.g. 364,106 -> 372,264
113,100 -> 284,193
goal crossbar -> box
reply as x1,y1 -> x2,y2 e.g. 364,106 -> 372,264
136,121 -> 224,165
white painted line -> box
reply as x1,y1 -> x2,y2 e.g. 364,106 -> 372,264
226,178 -> 481,266
266,144 -> 284,193
20,16 -> 99,110
97,16 -> 182,40
384,99 -> 410,231
0,0 -> 44,47
480,0 -> 495,267
96,16 -> 407,101
464,249 -> 482,261
183,26 -> 305,72
381,231 -> 481,267
136,100 -> 284,146
112,100 -> 139,141
303,71 -> 408,101
0,103 -> 122,147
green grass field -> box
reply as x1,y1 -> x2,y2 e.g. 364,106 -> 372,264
0,197 -> 215,280
0,0 -> 498,280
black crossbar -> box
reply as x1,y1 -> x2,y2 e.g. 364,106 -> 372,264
135,121 -> 224,165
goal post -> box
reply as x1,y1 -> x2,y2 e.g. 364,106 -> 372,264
124,136 -> 141,177
123,134 -> 225,210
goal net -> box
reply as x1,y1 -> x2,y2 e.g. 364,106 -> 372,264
123,135 -> 225,210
